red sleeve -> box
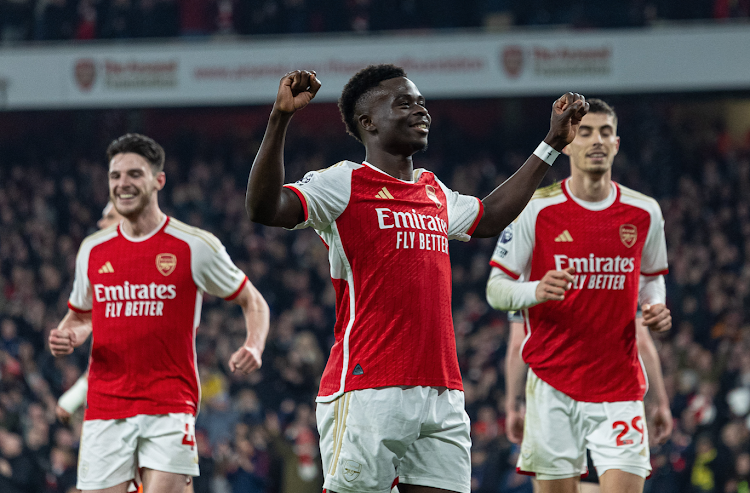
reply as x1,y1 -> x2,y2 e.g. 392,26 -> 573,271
466,198 -> 484,236
224,276 -> 248,301
283,185 -> 309,223
67,301 -> 92,313
489,260 -> 521,280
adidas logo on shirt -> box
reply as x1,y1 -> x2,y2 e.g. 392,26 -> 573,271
98,261 -> 114,273
375,187 -> 394,199
554,230 -> 573,242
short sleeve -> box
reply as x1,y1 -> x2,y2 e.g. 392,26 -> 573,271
434,177 -> 483,241
191,236 -> 248,300
68,243 -> 94,312
641,204 -> 669,276
489,206 -> 535,280
283,163 -> 353,231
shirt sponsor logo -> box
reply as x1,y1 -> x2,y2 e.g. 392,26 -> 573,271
375,207 -> 449,254
156,253 -> 177,276
554,254 -> 635,292
94,282 -> 177,318
94,282 -> 177,302
553,254 -> 635,273
620,224 -> 637,248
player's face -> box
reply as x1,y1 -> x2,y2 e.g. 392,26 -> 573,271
97,202 -> 123,229
368,77 -> 431,155
564,112 -> 620,175
108,152 -> 164,218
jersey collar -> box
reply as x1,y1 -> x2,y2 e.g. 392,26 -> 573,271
118,215 -> 169,243
562,178 -> 618,211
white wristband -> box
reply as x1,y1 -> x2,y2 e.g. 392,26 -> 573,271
533,141 -> 560,166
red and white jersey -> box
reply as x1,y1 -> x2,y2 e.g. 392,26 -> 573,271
285,161 -> 483,402
490,179 -> 668,402
68,216 -> 247,420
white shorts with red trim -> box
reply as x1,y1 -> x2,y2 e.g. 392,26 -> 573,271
77,413 -> 199,491
317,386 -> 471,493
518,369 -> 651,480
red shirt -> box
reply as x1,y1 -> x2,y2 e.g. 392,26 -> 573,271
490,179 -> 668,402
69,216 -> 246,420
286,161 -> 483,401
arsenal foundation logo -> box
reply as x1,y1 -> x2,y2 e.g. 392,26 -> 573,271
74,59 -> 96,92
501,45 -> 524,79
156,253 -> 177,276
619,224 -> 637,248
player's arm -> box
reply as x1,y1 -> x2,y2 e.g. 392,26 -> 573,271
505,320 -> 528,444
635,317 -> 673,445
472,93 -> 589,238
245,70 -> 321,229
48,309 -> 92,357
227,280 -> 270,374
640,275 -> 671,333
56,372 -> 89,423
486,266 -> 575,311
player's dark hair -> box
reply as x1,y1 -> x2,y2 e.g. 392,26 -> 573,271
339,64 -> 407,142
106,133 -> 165,174
587,98 -> 618,126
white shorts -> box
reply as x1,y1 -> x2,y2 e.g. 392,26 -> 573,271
77,413 -> 199,491
316,386 -> 471,493
518,369 -> 651,480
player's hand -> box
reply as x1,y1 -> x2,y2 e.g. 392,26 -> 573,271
56,405 -> 71,424
49,327 -> 77,357
545,92 -> 589,151
650,404 -> 673,445
535,267 -> 575,302
228,345 -> 263,374
642,303 -> 671,332
505,407 -> 525,444
273,70 -> 321,114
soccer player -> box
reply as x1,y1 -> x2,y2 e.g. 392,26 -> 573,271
56,201 -> 124,424
48,134 -> 270,493
245,65 -> 588,493
503,313 -> 673,493
485,99 -> 671,493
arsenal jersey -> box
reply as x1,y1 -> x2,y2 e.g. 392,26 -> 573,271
68,216 -> 247,420
490,179 -> 668,402
285,161 -> 483,402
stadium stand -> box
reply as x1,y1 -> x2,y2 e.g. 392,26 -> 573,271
1,94 -> 750,491
2,2 -> 750,491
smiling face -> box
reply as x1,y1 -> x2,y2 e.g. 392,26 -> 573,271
360,77 -> 431,156
108,152 -> 165,219
563,111 -> 620,176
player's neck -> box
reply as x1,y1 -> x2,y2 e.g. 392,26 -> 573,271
121,205 -> 166,238
568,172 -> 612,202
364,149 -> 415,182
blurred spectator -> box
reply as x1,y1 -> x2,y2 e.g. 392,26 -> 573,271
0,0 -> 748,42
0,93 -> 750,490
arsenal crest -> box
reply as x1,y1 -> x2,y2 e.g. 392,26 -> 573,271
74,59 -> 96,92
619,224 -> 637,248
156,253 -> 177,276
501,45 -> 524,79
425,185 -> 442,208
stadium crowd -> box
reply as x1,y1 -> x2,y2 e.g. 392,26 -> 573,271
0,0 -> 749,43
0,95 -> 750,493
